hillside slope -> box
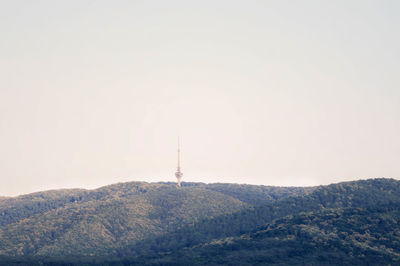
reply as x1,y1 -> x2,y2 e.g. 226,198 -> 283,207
148,205 -> 400,265
1,178 -> 399,265
0,181 -> 307,257
121,178 -> 400,259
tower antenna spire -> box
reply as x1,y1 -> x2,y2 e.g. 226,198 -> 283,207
175,137 -> 183,187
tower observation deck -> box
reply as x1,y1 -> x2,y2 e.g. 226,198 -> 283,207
175,137 -> 183,187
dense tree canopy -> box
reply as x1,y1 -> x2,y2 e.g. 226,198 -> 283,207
0,178 -> 399,265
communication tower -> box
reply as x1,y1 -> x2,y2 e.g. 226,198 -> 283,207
175,137 -> 183,187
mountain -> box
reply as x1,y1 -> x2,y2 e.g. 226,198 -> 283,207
0,178 -> 399,265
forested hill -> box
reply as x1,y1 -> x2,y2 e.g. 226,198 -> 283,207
0,178 -> 399,265
152,204 -> 400,265
0,182 -> 310,258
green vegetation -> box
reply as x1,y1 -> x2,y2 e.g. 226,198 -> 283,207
143,205 -> 400,265
0,178 -> 399,265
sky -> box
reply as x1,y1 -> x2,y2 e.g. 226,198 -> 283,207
0,0 -> 399,196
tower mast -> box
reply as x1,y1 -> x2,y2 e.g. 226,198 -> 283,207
175,137 -> 183,187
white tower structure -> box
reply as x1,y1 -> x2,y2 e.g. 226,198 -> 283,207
175,137 -> 183,187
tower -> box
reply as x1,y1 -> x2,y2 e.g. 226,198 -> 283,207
175,137 -> 183,187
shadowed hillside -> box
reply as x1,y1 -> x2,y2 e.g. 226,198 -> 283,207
149,205 -> 400,265
117,179 -> 400,259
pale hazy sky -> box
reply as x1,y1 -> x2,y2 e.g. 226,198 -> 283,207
1,0 -> 399,196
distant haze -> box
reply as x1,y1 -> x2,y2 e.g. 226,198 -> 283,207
0,0 -> 399,196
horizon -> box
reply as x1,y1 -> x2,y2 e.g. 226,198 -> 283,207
1,1 -> 399,196
1,176 -> 395,198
